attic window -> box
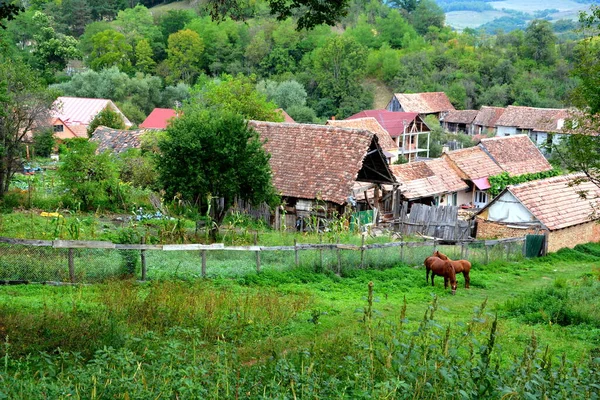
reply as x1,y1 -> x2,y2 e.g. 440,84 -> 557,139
53,125 -> 64,132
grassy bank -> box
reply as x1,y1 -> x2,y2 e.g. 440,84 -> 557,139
1,243 -> 600,398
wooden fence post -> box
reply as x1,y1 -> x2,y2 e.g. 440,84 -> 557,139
201,250 -> 207,278
140,237 -> 147,281
400,242 -> 404,263
68,248 -> 75,283
485,243 -> 489,265
360,234 -> 365,269
294,238 -> 299,267
336,237 -> 341,276
255,233 -> 261,273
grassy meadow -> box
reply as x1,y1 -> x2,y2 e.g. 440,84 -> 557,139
1,238 -> 599,398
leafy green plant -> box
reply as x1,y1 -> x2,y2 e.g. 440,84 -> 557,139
488,169 -> 560,197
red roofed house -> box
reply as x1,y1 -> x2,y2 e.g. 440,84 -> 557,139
473,106 -> 505,136
248,121 -> 396,229
495,105 -> 568,153
476,173 -> 600,253
443,134 -> 552,208
442,110 -> 479,135
345,109 -> 431,162
386,92 -> 455,120
51,97 -> 132,138
327,117 -> 399,163
140,108 -> 179,129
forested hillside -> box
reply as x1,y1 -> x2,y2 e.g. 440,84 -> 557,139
0,0 -> 586,122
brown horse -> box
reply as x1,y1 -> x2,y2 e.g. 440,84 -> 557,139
433,250 -> 471,289
424,256 -> 457,295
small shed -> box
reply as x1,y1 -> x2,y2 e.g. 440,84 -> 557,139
442,110 -> 479,135
475,173 -> 600,253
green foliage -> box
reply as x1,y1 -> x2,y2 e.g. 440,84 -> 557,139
488,169 -> 561,197
287,104 -> 317,123
57,139 -> 122,210
118,148 -> 158,189
191,74 -> 282,122
134,39 -> 156,74
32,128 -> 55,158
156,110 -> 279,227
165,29 -> 204,84
89,30 -> 133,72
87,105 -> 126,136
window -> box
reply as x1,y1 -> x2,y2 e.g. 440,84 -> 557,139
53,125 -> 63,132
475,190 -> 488,205
447,192 -> 458,206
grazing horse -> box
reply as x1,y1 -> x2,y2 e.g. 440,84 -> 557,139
424,256 -> 457,295
433,250 -> 471,289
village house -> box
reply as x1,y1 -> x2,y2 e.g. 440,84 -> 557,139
475,173 -> 600,253
443,134 -> 553,208
472,106 -> 505,136
51,96 -> 132,138
345,109 -> 431,162
386,92 -> 455,121
389,158 -> 469,208
494,105 -> 569,153
248,121 -> 396,229
441,110 -> 479,135
140,108 -> 178,129
327,117 -> 399,163
89,126 -> 150,154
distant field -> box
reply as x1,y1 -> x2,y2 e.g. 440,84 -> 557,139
445,0 -> 593,30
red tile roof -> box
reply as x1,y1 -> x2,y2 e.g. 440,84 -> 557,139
327,117 -> 397,151
90,126 -> 149,154
345,109 -> 420,137
392,92 -> 455,114
140,108 -> 178,129
508,173 -> 600,230
443,146 -> 503,180
495,105 -> 568,133
443,110 -> 479,124
426,158 -> 469,193
390,162 -> 446,200
248,121 -> 387,205
473,106 -> 505,128
480,135 -> 552,176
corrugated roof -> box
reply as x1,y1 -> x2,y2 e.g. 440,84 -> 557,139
443,146 -> 503,180
248,121 -> 381,205
443,110 -> 479,124
480,134 -> 552,176
90,126 -> 149,154
508,173 -> 600,230
52,97 -> 132,127
345,109 -> 420,137
473,106 -> 505,127
140,108 -> 178,129
327,117 -> 397,152
392,92 -> 455,114
495,105 -> 567,133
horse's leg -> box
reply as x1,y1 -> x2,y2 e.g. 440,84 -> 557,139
444,276 -> 448,289
426,267 -> 430,284
464,271 -> 470,289
431,274 -> 435,287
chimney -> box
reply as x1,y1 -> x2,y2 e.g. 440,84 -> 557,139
442,145 -> 450,154
331,116 -> 335,120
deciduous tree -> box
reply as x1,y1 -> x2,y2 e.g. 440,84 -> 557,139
165,29 -> 204,84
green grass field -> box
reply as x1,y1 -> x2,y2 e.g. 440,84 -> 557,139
1,241 -> 599,398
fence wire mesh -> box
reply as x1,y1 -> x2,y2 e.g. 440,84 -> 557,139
0,238 -> 526,283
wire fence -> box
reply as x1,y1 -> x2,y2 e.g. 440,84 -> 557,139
0,236 -> 527,284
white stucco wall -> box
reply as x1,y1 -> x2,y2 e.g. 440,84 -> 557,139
486,191 -> 536,223
496,126 -> 516,136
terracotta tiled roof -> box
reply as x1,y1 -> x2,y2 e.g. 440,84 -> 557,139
473,106 -> 505,127
248,121 -> 385,205
327,118 -> 397,152
426,158 -> 469,193
52,97 -> 132,127
345,109 -> 420,137
276,109 -> 296,123
495,105 -> 567,133
480,135 -> 552,176
443,110 -> 479,124
393,92 -> 455,114
442,146 -> 503,180
140,108 -> 178,129
90,126 -> 149,154
508,173 -> 600,230
390,162 -> 446,200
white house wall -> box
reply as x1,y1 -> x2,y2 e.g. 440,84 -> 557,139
486,192 -> 536,223
496,126 -> 516,136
